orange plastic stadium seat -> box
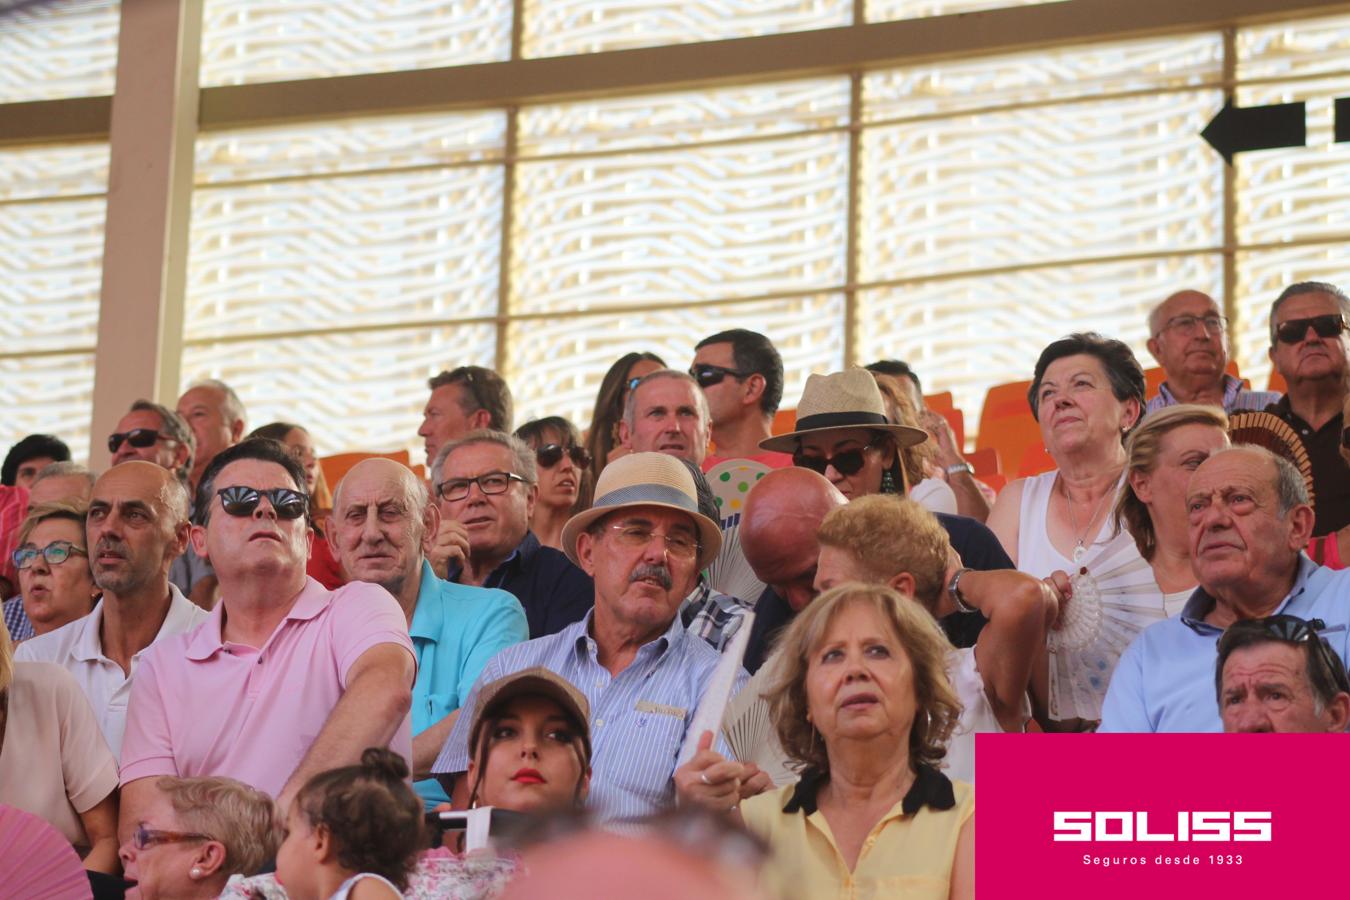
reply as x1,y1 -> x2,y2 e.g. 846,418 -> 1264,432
771,408 -> 796,436
977,379 -> 1034,442
1268,369 -> 1287,393
978,414 -> 1050,480
924,391 -> 954,413
939,406 -> 965,451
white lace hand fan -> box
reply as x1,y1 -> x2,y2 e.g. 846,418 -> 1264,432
1047,530 -> 1172,722
0,805 -> 91,899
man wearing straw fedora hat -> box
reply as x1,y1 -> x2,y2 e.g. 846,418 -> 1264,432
431,452 -> 769,823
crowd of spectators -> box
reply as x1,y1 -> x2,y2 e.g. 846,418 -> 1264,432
3,285 -> 1350,898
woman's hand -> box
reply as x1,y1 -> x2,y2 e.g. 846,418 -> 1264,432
674,731 -> 750,812
1043,570 -> 1073,630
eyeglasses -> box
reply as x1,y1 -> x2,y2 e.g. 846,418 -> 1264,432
689,364 -> 752,389
1274,313 -> 1347,345
216,485 -> 309,520
12,540 -> 87,570
1160,313 -> 1227,337
792,442 -> 878,477
437,471 -> 529,502
536,444 -> 591,469
1223,615 -> 1350,695
131,824 -> 213,851
108,428 -> 171,454
605,523 -> 700,560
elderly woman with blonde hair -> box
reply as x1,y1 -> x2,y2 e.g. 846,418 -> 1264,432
119,775 -> 278,898
739,583 -> 973,900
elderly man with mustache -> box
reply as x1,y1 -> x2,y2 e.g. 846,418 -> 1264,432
432,452 -> 771,824
17,461 -> 209,758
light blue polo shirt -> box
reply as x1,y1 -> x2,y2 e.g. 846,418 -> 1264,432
1100,556 -> 1350,733
410,560 -> 528,808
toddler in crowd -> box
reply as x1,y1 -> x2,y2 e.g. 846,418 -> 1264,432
276,748 -> 425,900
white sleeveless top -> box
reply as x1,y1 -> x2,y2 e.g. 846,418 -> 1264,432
330,873 -> 401,900
1015,470 -> 1117,577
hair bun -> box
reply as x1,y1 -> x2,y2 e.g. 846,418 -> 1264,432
359,747 -> 410,781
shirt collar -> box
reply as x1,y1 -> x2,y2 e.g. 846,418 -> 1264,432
448,531 -> 536,583
1157,374 -> 1243,408
185,576 -> 328,660
409,559 -> 444,642
783,765 -> 956,816
71,583 -> 197,663
1179,555 -> 1316,633
572,604 -> 686,665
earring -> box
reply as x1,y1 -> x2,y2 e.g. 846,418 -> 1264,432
190,867 -> 202,879
881,470 -> 897,494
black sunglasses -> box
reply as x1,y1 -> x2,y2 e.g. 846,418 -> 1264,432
689,364 -> 753,388
216,485 -> 309,520
108,428 -> 168,454
792,442 -> 878,477
1274,313 -> 1346,344
1224,615 -> 1350,695
536,444 -> 591,469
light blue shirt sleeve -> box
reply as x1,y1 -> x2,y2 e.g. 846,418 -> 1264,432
431,652 -> 504,776
1097,634 -> 1152,733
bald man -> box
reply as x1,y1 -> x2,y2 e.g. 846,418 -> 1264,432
328,458 -> 527,809
17,462 -> 210,758
739,468 -> 846,673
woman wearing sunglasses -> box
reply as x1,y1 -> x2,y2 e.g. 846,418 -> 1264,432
760,368 -> 927,502
11,499 -> 99,640
581,352 -> 665,508
515,417 -> 591,552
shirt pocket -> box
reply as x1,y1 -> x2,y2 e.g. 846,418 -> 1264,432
614,708 -> 686,808
417,691 -> 457,735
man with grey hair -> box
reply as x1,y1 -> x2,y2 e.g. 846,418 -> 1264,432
1265,280 -> 1350,535
1143,289 -> 1279,415
16,461 -> 209,757
619,369 -> 711,467
27,461 -> 95,508
176,378 -> 247,493
109,401 -> 216,608
417,366 -> 514,467
427,430 -> 592,638
1101,445 -> 1350,732
327,457 -> 527,809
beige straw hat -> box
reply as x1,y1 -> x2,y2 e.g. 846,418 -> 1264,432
759,368 -> 928,454
561,451 -> 723,570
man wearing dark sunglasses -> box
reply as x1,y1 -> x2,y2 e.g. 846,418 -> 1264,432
119,438 -> 417,835
1216,614 -> 1350,733
1101,446 -> 1350,733
690,330 -> 792,470
1265,280 -> 1350,536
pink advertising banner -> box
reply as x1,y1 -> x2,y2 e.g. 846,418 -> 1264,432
976,733 -> 1348,898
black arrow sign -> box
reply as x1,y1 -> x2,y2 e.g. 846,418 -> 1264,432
1201,100 -> 1306,164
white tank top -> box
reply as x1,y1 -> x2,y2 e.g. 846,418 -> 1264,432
1015,469 -> 1117,578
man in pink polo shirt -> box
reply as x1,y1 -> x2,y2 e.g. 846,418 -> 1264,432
118,439 -> 416,836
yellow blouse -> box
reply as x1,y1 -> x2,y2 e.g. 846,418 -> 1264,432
741,767 -> 973,900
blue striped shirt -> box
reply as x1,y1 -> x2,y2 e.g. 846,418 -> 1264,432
431,607 -> 747,825
1144,374 -> 1281,416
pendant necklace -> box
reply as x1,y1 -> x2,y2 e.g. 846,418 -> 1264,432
1063,477 -> 1112,565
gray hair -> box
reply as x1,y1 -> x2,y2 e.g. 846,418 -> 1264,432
187,378 -> 248,430
32,461 -> 94,490
131,400 -> 197,484
1269,281 -> 1350,345
162,475 -> 192,524
622,369 -> 711,433
431,429 -> 537,487
1213,444 -> 1310,515
1147,289 -> 1217,336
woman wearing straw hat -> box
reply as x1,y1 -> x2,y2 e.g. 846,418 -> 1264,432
760,369 -> 927,501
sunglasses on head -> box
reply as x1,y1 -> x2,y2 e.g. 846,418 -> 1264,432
1224,615 -> 1350,695
536,444 -> 591,469
689,364 -> 752,388
792,441 -> 878,477
1274,313 -> 1346,344
108,428 -> 167,454
216,485 -> 308,520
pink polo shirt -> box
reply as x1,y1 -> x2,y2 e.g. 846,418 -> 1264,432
120,578 -> 415,798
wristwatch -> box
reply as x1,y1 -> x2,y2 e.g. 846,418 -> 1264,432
947,567 -> 977,614
945,461 -> 975,476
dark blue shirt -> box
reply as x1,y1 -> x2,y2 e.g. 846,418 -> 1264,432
447,530 -> 593,638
